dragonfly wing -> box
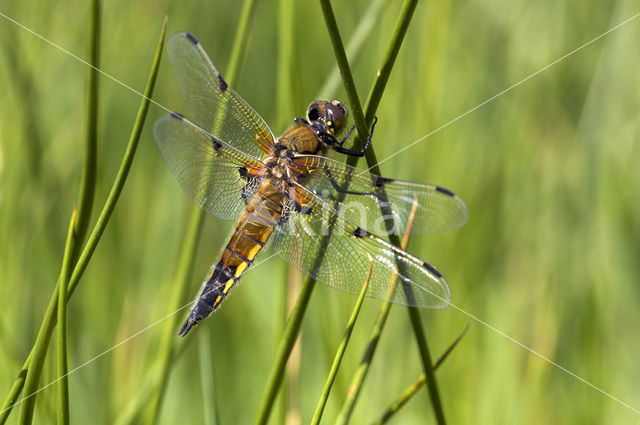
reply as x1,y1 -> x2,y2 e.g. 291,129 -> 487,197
154,113 -> 265,220
270,185 -> 451,308
291,155 -> 468,235
166,32 -> 275,157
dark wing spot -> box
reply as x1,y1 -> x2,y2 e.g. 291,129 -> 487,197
436,186 -> 455,197
218,74 -> 228,93
374,176 -> 395,187
353,227 -> 371,238
185,32 -> 199,45
210,136 -> 223,151
238,167 -> 248,178
422,261 -> 443,278
292,202 -> 312,215
170,112 -> 184,120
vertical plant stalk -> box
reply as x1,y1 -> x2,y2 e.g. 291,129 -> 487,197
226,0 -> 258,88
145,1 -> 259,422
276,0 -> 297,422
145,206 -> 205,424
405,306 -> 444,423
198,332 -> 219,425
56,209 -> 78,425
320,1 -> 447,424
3,18 -> 167,425
318,0 -> 368,146
335,197 -> 418,425
315,0 -> 388,100
254,1 -> 418,422
73,0 -> 101,253
310,260 -> 373,425
112,343 -> 189,425
372,323 -> 470,425
253,278 -> 316,425
17,0 -> 100,421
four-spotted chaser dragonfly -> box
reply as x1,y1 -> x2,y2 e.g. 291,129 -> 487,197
153,32 -> 468,336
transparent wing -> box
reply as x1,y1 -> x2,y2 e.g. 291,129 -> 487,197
154,113 -> 265,220
270,184 -> 451,308
290,155 -> 468,235
166,32 -> 275,157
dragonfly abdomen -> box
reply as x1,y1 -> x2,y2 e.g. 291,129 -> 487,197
178,183 -> 283,336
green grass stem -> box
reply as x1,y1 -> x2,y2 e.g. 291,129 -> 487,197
320,1 -> 447,423
3,18 -> 166,425
253,2 -> 422,423
226,0 -> 258,89
253,277 -> 316,425
318,0 -> 369,146
372,323 -> 471,425
72,0 -> 101,256
276,0 -> 297,421
310,261 -> 373,425
56,209 -> 77,425
315,0 -> 388,101
198,332 -> 219,425
335,198 -> 418,425
144,2 -> 258,421
145,205 -> 205,424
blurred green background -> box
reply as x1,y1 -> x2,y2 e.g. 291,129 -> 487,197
1,0 -> 639,423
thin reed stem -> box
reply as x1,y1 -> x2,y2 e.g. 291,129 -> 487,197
253,1 -> 420,422
310,260 -> 373,425
372,323 -> 470,425
276,0 -> 299,421
145,2 -> 258,421
335,198 -> 419,425
319,1 -> 447,423
145,206 -> 205,423
316,0 -> 389,100
253,278 -> 316,425
73,0 -> 101,255
198,332 -> 219,425
56,209 -> 78,425
3,18 -> 166,425
17,0 -> 101,419
318,0 -> 369,146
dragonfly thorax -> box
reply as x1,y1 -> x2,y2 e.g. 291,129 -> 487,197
264,144 -> 295,182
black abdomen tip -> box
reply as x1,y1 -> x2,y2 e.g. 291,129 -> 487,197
185,32 -> 198,45
179,319 -> 196,337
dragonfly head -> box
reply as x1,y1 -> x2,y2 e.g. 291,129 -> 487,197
307,100 -> 348,136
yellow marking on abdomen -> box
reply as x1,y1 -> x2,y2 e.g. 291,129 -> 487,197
246,244 -> 261,261
223,279 -> 235,294
213,295 -> 222,307
234,261 -> 248,277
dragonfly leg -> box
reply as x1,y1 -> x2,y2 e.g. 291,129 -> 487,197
321,167 -> 376,198
334,116 -> 377,158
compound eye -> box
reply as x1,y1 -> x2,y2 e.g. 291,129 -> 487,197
308,107 -> 322,122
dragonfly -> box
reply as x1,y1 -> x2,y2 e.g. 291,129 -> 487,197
154,32 -> 469,336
